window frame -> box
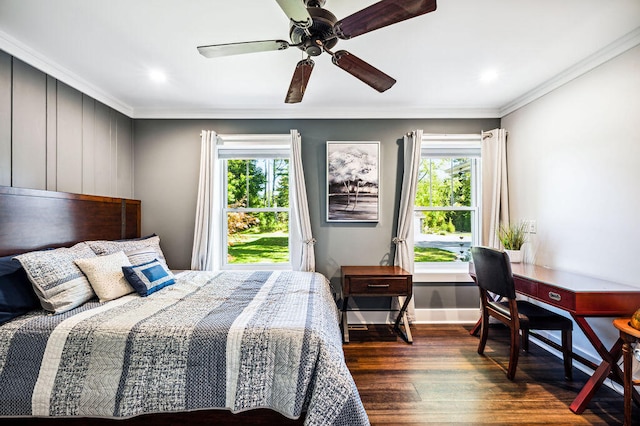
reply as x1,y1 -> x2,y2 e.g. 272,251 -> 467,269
414,134 -> 482,272
216,134 -> 295,271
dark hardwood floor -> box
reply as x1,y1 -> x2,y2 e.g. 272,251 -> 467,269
344,323 -> 638,425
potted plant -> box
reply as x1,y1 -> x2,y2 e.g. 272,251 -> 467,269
497,221 -> 527,263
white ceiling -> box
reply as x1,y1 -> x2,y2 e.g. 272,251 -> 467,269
0,0 -> 639,119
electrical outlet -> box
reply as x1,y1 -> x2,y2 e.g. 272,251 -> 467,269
528,220 -> 537,234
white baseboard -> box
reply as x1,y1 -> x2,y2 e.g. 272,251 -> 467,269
346,308 -> 479,325
414,308 -> 480,324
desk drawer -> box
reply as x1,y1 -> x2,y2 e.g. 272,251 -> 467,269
348,277 -> 409,295
514,277 -> 538,296
537,283 -> 575,311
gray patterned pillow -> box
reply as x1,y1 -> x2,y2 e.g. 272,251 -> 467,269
14,242 -> 97,314
86,235 -> 169,269
124,247 -> 159,266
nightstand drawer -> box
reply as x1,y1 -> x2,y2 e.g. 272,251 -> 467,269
348,277 -> 410,295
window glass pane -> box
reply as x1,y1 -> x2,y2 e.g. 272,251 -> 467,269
414,210 -> 472,262
227,212 -> 289,264
415,158 -> 471,208
227,159 -> 289,208
270,158 -> 290,208
451,158 -> 471,207
415,159 -> 433,207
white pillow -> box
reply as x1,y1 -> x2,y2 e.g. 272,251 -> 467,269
74,251 -> 134,303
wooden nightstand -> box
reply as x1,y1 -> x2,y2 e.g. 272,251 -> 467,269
341,265 -> 413,344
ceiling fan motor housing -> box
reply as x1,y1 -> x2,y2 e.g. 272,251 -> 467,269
290,7 -> 338,56
304,0 -> 326,7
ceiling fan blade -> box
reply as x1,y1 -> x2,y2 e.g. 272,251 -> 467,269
331,50 -> 396,92
285,59 -> 315,103
197,40 -> 290,58
275,0 -> 313,28
334,0 -> 437,39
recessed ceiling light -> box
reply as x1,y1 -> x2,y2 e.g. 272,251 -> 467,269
149,69 -> 167,83
479,69 -> 499,84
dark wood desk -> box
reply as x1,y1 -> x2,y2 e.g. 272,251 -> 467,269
469,262 -> 640,414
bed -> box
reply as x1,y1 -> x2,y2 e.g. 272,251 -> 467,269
0,186 -> 369,425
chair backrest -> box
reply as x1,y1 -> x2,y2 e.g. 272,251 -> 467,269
471,246 -> 516,300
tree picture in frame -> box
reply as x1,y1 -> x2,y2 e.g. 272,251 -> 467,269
327,141 -> 379,222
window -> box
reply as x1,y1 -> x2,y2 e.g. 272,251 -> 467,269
414,135 -> 481,265
217,135 -> 294,269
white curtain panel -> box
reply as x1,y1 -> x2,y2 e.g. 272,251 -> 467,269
393,129 -> 423,322
481,128 -> 509,249
290,129 -> 316,272
190,130 -> 222,270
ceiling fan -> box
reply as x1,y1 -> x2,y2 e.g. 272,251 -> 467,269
197,0 -> 437,103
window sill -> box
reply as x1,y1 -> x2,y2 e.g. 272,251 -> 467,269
221,264 -> 292,271
414,264 -> 474,283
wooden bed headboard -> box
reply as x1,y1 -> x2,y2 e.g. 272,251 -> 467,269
0,186 -> 141,257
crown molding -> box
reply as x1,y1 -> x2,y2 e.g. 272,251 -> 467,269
0,29 -> 134,117
499,26 -> 640,117
131,107 -> 502,120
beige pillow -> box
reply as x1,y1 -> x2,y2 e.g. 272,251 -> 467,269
74,251 -> 134,303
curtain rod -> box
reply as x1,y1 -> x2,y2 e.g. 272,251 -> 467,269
481,129 -> 508,140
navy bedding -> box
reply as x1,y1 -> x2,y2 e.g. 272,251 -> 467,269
0,270 -> 369,425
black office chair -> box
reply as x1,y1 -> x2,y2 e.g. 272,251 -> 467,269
471,246 -> 573,380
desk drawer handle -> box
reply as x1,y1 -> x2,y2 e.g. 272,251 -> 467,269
368,284 -> 390,288
548,291 -> 562,302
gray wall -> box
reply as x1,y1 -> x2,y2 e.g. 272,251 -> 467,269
0,50 -> 133,197
133,118 -> 499,311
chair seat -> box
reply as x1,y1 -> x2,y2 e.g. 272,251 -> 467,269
490,300 -> 573,330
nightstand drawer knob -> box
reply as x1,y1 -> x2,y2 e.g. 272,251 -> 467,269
368,284 -> 390,288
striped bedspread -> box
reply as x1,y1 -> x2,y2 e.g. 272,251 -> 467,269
0,270 -> 369,425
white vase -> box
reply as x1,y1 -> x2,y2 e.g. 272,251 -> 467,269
505,249 -> 523,263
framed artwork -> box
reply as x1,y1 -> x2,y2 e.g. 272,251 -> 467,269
326,141 -> 379,222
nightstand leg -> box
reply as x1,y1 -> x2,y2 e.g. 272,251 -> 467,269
342,296 -> 350,343
402,311 -> 413,343
394,296 -> 413,344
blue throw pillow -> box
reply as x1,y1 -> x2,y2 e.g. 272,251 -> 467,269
0,255 -> 41,324
122,259 -> 175,297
